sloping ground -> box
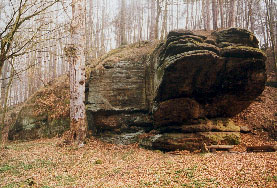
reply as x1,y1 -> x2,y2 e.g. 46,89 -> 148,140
0,138 -> 276,187
6,75 -> 70,141
232,86 -> 277,140
231,86 -> 277,152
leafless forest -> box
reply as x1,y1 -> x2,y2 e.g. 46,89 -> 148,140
0,0 -> 276,109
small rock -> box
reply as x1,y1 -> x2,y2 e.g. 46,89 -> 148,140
240,126 -> 251,133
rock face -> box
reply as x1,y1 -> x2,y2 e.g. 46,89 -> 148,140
151,29 -> 266,124
8,105 -> 69,140
86,28 -> 266,151
8,76 -> 70,140
86,43 -> 155,137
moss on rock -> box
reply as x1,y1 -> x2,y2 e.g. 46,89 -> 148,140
212,28 -> 259,48
199,132 -> 241,145
8,76 -> 70,140
221,46 -> 266,60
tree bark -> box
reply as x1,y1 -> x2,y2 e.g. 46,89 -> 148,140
218,0 -> 224,28
154,0 -> 162,40
161,0 -> 168,40
186,0 -> 189,29
212,0 -> 218,30
206,0 -> 211,30
249,0 -> 255,32
149,0 -> 156,41
265,0 -> 277,80
66,0 -> 87,145
1,62 -> 8,108
228,0 -> 236,27
120,0 -> 127,45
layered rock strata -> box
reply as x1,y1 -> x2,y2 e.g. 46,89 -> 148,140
142,28 -> 266,151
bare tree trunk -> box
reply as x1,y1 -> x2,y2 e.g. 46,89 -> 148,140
0,63 -> 14,143
191,0 -> 195,29
249,0 -> 255,32
228,0 -> 236,27
202,0 -> 206,29
235,0 -> 240,27
258,9 -> 268,48
265,0 -> 277,80
138,2 -> 143,42
176,0 -> 179,29
66,0 -> 87,145
155,0 -> 162,40
186,0 -> 189,29
206,0 -> 211,30
147,0 -> 150,40
218,0 -> 224,28
149,0 -> 156,41
1,62 -> 8,107
161,0 -> 168,40
120,0 -> 127,45
212,0 -> 218,30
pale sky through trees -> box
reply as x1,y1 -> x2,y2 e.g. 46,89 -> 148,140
0,0 -> 276,108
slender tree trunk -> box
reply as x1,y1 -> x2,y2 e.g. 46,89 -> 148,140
66,0 -> 87,145
147,0 -> 150,40
259,9 -> 268,48
138,2 -> 143,42
120,0 -> 127,45
212,0 -> 218,30
191,0 -> 195,29
149,0 -> 156,41
176,0 -> 179,29
202,0 -> 206,29
265,0 -> 277,80
1,62 -> 8,108
235,0 -> 240,27
249,0 -> 255,32
186,0 -> 189,29
155,0 -> 162,40
0,63 -> 14,143
161,0 -> 168,40
229,0 -> 236,27
219,0 -> 224,28
206,0 -> 211,30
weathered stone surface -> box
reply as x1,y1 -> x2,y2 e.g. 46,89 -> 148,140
8,105 -> 69,140
86,43 -> 155,135
140,132 -> 240,152
158,119 -> 240,133
151,28 -> 266,126
153,98 -> 204,126
84,28 -> 265,151
87,60 -> 147,112
212,28 -> 259,48
240,125 -> 251,133
8,76 -> 70,140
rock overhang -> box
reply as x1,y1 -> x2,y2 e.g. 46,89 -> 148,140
86,28 -> 266,151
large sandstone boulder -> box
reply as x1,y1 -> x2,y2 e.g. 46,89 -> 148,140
150,28 -> 266,126
85,28 -> 266,151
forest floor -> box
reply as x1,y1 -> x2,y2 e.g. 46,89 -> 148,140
0,85 -> 276,187
0,136 -> 276,188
